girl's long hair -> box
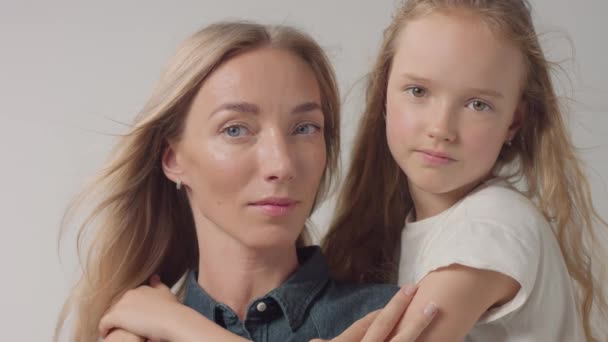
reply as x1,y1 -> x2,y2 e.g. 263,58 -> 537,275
322,1 -> 607,340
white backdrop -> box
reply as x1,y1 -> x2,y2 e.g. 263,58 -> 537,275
0,0 -> 606,340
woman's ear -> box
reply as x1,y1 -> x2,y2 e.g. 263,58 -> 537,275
162,142 -> 185,186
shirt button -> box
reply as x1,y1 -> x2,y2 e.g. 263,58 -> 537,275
256,301 -> 267,312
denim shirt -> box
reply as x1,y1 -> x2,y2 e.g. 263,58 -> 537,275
183,246 -> 399,341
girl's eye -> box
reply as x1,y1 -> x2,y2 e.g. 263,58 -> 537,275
294,123 -> 320,135
467,100 -> 492,111
222,125 -> 250,137
405,86 -> 427,98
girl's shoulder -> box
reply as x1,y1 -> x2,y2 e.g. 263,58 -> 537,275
457,177 -> 548,229
440,178 -> 554,250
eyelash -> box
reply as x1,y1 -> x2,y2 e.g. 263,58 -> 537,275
404,85 -> 494,111
221,124 -> 250,138
404,85 -> 427,98
293,123 -> 321,135
466,99 -> 493,111
220,123 -> 321,138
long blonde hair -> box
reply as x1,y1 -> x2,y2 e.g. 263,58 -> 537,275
56,21 -> 341,342
322,1 -> 607,340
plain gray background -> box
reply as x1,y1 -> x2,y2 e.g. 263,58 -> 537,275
1,0 -> 606,340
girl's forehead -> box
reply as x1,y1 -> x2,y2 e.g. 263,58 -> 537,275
391,11 -> 526,93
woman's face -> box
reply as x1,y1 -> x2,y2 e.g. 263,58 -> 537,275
163,47 -> 327,250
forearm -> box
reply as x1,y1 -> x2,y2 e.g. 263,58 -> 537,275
396,265 -> 519,341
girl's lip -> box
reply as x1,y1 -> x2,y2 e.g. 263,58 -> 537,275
416,150 -> 456,166
417,149 -> 455,160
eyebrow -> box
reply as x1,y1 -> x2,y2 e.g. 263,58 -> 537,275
467,87 -> 504,99
291,102 -> 322,114
210,102 -> 259,116
210,101 -> 322,117
400,72 -> 504,99
400,72 -> 433,84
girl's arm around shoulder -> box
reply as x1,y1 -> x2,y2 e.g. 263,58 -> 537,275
394,264 -> 520,341
99,276 -> 251,342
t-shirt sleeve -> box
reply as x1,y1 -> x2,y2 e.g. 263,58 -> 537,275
415,218 -> 541,323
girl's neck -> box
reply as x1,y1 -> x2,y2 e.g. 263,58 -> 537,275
408,178 -> 486,221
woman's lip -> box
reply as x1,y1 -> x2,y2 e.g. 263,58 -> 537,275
249,202 -> 298,217
250,197 -> 298,206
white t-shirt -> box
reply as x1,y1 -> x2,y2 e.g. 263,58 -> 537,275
398,178 -> 585,341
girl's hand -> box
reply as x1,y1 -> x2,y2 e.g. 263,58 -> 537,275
99,275 -> 251,342
103,329 -> 145,342
99,275 -> 181,341
311,285 -> 437,342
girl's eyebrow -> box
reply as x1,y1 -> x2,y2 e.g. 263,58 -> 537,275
400,72 -> 504,98
465,87 -> 504,99
399,72 -> 433,84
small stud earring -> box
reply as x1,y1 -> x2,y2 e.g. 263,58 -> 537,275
176,180 -> 182,190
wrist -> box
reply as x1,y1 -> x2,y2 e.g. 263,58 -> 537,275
165,302 -> 197,341
169,305 -> 251,342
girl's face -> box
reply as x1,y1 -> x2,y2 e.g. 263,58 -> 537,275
386,10 -> 525,209
163,47 -> 327,251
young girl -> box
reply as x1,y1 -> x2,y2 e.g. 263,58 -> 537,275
323,0 -> 608,341
55,21 -> 436,342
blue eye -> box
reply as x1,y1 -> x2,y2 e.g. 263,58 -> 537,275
294,123 -> 320,135
405,86 -> 427,97
222,125 -> 249,137
467,100 -> 492,111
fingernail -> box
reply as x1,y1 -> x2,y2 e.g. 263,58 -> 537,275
424,302 -> 438,317
402,284 -> 417,296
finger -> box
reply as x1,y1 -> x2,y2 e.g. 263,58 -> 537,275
99,311 -> 115,338
103,329 -> 145,342
361,285 -> 418,342
149,275 -> 172,292
150,274 -> 161,286
389,302 -> 438,342
332,310 -> 381,341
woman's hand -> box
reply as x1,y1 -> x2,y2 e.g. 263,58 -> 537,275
311,285 -> 437,342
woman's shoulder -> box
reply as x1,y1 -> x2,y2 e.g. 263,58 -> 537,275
323,280 -> 400,304
309,280 -> 399,335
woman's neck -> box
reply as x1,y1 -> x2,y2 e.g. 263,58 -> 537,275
195,228 -> 298,321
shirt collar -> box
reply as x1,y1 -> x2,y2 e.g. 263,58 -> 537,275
183,246 -> 330,331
